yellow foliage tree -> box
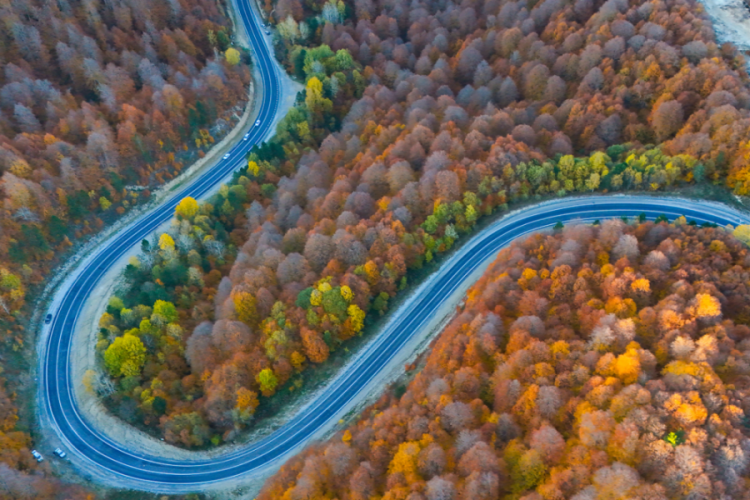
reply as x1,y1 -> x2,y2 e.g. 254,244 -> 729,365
347,304 -> 365,333
104,334 -> 147,377
159,233 -> 175,250
248,160 -> 260,177
693,293 -> 721,319
225,48 -> 241,65
551,340 -> 570,357
664,391 -> 708,426
290,351 -> 306,371
306,76 -> 323,101
605,297 -> 637,318
709,240 -> 727,252
236,387 -> 259,413
522,268 -> 537,280
662,360 -> 705,378
305,76 -> 332,116
733,225 -> 750,245
388,441 -> 421,478
9,158 -> 31,178
257,368 -> 278,396
363,260 -> 380,286
615,349 -> 641,385
233,290 -> 259,327
512,384 -> 539,421
630,278 -> 650,293
176,197 -> 199,220
518,267 -> 538,290
99,311 -> 115,329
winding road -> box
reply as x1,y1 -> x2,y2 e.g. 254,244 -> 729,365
36,0 -> 750,493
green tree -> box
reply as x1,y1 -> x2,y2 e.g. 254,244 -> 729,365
423,215 -> 439,234
334,49 -> 354,71
216,29 -> 230,51
22,224 -> 50,256
322,287 -> 347,318
465,204 -> 478,224
67,190 -> 90,219
48,215 -> 68,243
293,48 -> 307,79
434,203 -> 450,224
372,292 -> 389,315
152,300 -> 178,324
257,368 -> 278,395
296,287 -> 314,309
0,271 -> 21,292
153,396 -> 167,416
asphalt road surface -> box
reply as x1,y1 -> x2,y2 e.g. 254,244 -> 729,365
37,2 -> 750,491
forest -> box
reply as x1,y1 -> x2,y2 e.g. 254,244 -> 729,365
257,219 -> 750,500
94,0 -> 750,448
0,0 -> 251,496
97,144 -> 703,446
4,0 -> 750,491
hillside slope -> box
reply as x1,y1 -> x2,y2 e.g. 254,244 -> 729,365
258,219 -> 750,500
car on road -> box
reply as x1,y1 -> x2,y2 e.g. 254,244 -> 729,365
31,450 -> 43,462
266,29 -> 271,35
255,119 -> 261,127
222,153 -> 230,160
54,448 -> 67,458
45,313 -> 53,324
243,132 -> 250,141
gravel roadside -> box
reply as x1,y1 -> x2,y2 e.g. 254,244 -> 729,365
698,0 -> 750,55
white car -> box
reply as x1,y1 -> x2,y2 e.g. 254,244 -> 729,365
31,450 -> 43,462
266,29 -> 271,35
243,133 -> 250,141
223,153 -> 230,160
255,119 -> 261,127
54,448 -> 67,458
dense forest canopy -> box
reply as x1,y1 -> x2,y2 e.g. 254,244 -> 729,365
258,219 -> 750,500
0,0 -> 250,496
5,0 -> 750,491
95,0 -> 750,448
0,0 -> 250,323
